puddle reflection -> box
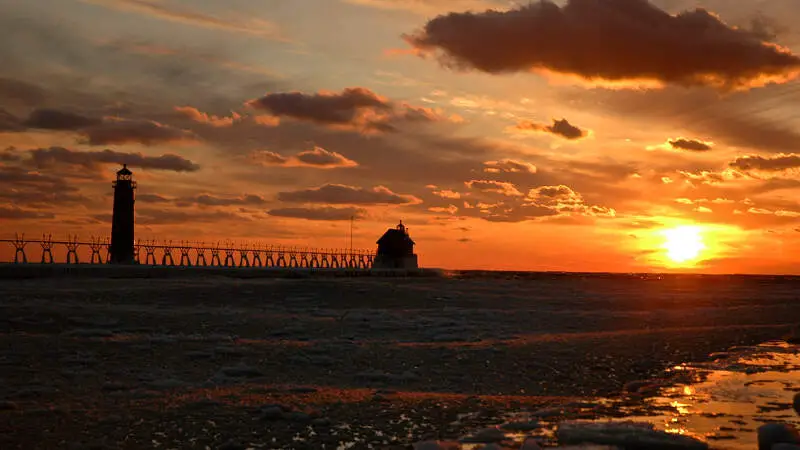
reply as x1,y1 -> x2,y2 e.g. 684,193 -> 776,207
490,341 -> 799,449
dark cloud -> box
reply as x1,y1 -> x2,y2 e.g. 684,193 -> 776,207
294,147 -> 358,168
277,184 -> 420,205
404,0 -> 800,89
182,194 -> 267,207
136,193 -> 173,203
0,77 -> 47,107
28,147 -> 200,172
730,154 -> 800,171
81,118 -> 196,146
137,208 -> 251,225
23,108 -> 102,130
0,109 -> 23,131
268,206 -> 366,221
248,87 -> 390,127
0,205 -> 55,220
247,87 -> 457,133
668,138 -> 713,151
513,119 -> 587,140
0,147 -> 21,161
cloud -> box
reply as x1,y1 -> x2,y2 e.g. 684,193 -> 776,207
268,206 -> 366,221
403,0 -> 800,89
247,87 -> 459,133
512,118 -> 587,140
483,159 -> 537,174
137,208 -> 251,225
277,184 -> 420,205
136,193 -> 172,203
730,154 -> 800,172
294,147 -> 358,168
81,118 -> 196,146
432,189 -> 462,199
27,147 -> 200,172
180,194 -> 267,207
248,87 -> 391,129
0,77 -> 47,107
0,205 -> 55,220
528,185 -> 616,217
0,109 -> 23,131
81,0 -> 287,41
251,147 -> 358,169
174,106 -> 242,127
23,108 -> 102,130
465,180 -> 523,196
250,150 -> 289,165
668,138 -> 713,151
344,0 -> 506,15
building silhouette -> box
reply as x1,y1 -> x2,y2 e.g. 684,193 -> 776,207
373,221 -> 418,269
110,164 -> 136,264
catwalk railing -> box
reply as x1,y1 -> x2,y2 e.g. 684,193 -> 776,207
1,234 -> 376,269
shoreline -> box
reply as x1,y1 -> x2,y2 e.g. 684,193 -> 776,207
0,263 -> 444,279
0,275 -> 798,448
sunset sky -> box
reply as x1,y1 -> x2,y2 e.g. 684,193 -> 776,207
2,0 -> 800,273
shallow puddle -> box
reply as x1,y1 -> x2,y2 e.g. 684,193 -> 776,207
455,341 -> 799,449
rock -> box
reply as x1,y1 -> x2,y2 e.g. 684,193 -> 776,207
557,421 -> 708,449
500,420 -> 541,432
219,364 -> 263,378
287,387 -> 318,394
520,438 -> 542,450
260,406 -> 285,420
758,423 -> 800,450
218,440 -> 246,450
146,379 -> 185,390
794,393 -> 800,416
311,417 -> 331,427
284,411 -> 312,423
772,445 -> 800,450
478,445 -> 503,450
0,401 -> 17,410
413,442 -> 459,450
414,441 -> 444,450
460,428 -> 507,443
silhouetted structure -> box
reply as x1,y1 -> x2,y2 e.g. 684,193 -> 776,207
373,221 -> 418,269
110,164 -> 136,264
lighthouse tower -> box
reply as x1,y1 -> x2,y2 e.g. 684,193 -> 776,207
110,164 -> 136,264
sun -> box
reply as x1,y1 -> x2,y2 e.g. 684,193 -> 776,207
662,226 -> 706,264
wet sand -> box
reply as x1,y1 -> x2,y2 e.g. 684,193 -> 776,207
0,274 -> 798,449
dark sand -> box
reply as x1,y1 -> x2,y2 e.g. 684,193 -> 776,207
1,274 -> 798,449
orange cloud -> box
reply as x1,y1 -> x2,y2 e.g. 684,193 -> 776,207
250,147 -> 358,169
174,106 -> 242,127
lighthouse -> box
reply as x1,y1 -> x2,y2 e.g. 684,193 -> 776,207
110,164 -> 136,264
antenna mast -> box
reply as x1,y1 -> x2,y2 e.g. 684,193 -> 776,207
349,215 -> 353,252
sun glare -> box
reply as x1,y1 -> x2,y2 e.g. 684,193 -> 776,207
662,226 -> 706,264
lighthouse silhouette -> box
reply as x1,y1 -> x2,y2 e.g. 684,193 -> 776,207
110,164 -> 136,264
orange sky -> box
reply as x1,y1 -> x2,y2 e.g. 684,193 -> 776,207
2,0 -> 800,274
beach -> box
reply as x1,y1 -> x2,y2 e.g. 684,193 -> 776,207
1,272 -> 799,449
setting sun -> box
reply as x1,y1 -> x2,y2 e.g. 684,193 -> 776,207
662,226 -> 706,264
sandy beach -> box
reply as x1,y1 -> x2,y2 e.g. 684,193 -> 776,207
1,273 -> 799,449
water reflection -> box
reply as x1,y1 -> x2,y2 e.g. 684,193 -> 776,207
618,341 -> 799,449
464,341 -> 798,449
